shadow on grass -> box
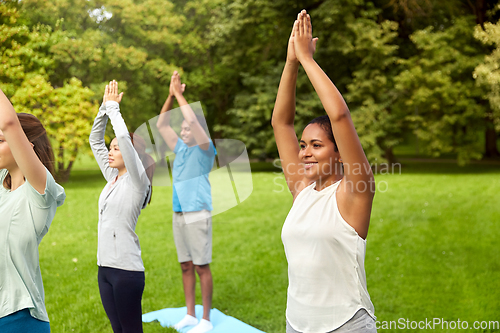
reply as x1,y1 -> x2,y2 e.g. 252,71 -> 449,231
250,159 -> 500,175
395,159 -> 500,175
65,160 -> 499,188
249,161 -> 280,172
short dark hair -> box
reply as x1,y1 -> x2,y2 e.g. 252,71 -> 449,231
306,115 -> 338,152
181,114 -> 209,134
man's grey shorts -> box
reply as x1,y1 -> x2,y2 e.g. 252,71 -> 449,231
172,210 -> 212,265
286,309 -> 377,333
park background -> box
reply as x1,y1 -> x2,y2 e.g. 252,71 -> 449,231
1,0 -> 499,332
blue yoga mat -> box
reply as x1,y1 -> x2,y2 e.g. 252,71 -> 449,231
142,305 -> 266,333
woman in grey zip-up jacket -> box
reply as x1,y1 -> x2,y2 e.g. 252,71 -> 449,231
89,80 -> 153,333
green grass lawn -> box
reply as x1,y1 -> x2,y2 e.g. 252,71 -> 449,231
39,159 -> 500,332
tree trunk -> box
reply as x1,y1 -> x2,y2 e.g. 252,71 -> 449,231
484,117 -> 500,158
55,147 -> 77,183
385,146 -> 398,165
55,167 -> 72,184
475,0 -> 500,158
475,0 -> 486,26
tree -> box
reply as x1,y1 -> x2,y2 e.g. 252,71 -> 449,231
343,19 -> 401,165
11,76 -> 97,182
1,1 -> 98,181
394,16 -> 489,164
20,0 -> 181,130
172,0 -> 293,140
0,1 -> 55,95
7,0 -> 499,165
474,20 -> 500,156
216,0 -> 405,164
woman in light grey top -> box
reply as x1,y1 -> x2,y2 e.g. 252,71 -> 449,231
89,80 -> 154,333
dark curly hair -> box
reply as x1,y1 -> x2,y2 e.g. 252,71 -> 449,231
306,115 -> 338,152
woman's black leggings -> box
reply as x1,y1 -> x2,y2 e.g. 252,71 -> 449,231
98,266 -> 145,333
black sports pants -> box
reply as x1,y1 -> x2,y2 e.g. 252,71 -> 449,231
98,266 -> 145,333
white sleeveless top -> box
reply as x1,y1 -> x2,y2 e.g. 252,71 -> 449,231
281,180 -> 375,333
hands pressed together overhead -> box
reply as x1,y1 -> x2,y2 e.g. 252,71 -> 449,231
287,10 -> 318,65
103,80 -> 124,104
169,71 -> 186,98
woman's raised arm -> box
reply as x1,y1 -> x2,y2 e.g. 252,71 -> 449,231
105,81 -> 149,190
157,73 -> 182,151
272,19 -> 317,198
294,11 -> 374,194
89,88 -> 117,182
0,88 -> 46,193
294,10 -> 374,238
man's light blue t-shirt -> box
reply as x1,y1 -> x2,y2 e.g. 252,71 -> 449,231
172,138 -> 216,213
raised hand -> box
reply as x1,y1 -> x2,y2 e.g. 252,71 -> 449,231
169,74 -> 175,97
286,20 -> 299,64
294,10 -> 318,64
170,71 -> 186,98
104,80 -> 124,104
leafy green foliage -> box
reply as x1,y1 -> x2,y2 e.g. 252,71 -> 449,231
11,76 -> 97,182
474,21 -> 500,132
395,17 -> 489,164
0,2 -> 55,95
344,19 -> 402,164
21,0 -> 181,127
1,1 -> 97,181
220,0 -> 406,163
2,0 -> 499,168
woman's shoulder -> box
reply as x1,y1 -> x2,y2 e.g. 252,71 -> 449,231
121,172 -> 149,192
25,168 -> 66,208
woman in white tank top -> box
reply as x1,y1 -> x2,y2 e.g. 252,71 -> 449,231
271,10 -> 377,333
